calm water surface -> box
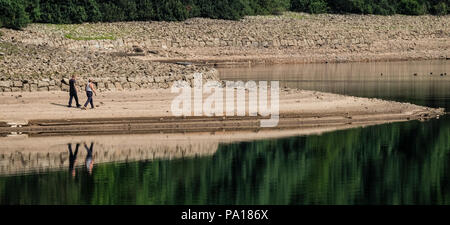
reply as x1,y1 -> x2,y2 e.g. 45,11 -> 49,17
0,60 -> 449,205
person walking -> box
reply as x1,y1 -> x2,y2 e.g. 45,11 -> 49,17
82,79 -> 97,110
68,74 -> 81,108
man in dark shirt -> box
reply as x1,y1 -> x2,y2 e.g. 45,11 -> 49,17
68,74 -> 81,108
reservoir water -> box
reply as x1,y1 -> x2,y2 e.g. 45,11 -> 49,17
0,60 -> 449,205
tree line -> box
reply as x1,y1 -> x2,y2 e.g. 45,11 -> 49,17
0,0 -> 448,30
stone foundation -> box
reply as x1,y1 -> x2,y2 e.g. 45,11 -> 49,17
0,68 -> 218,93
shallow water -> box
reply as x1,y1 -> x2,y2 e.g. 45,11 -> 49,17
219,60 -> 450,110
0,60 -> 449,205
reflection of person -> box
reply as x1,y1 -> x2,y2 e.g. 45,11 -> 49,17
68,143 -> 79,177
84,142 -> 94,175
68,74 -> 81,108
82,79 -> 97,110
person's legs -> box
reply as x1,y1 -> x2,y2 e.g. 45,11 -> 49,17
68,93 -> 74,107
74,143 -> 79,156
68,143 -> 73,156
74,92 -> 81,107
84,92 -> 92,108
84,142 -> 93,155
89,95 -> 94,109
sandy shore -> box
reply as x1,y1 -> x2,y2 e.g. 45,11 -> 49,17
0,88 -> 444,137
0,86 -> 445,174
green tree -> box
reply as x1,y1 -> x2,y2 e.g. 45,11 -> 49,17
0,0 -> 30,30
291,0 -> 328,13
432,1 -> 448,15
398,0 -> 427,15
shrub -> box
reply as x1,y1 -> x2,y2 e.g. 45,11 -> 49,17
398,0 -> 427,15
291,0 -> 328,13
0,0 -> 30,30
433,1 -> 448,15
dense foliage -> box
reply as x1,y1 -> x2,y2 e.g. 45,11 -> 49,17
0,0 -> 448,29
303,0 -> 449,15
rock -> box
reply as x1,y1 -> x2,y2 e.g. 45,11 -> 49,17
130,82 -> 139,90
49,86 -> 60,91
105,82 -> 115,91
154,76 -> 164,83
122,83 -> 131,89
133,46 -> 144,53
114,82 -> 123,91
11,87 -> 21,92
97,82 -> 106,90
13,81 -> 23,87
38,81 -> 49,88
30,84 -> 38,92
0,81 -> 11,88
23,84 -> 30,92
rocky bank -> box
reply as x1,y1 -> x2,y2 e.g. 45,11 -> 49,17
0,41 -> 218,92
0,12 -> 449,92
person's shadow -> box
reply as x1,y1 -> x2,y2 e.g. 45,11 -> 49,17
51,103 -> 70,108
84,142 -> 94,175
67,143 -> 79,177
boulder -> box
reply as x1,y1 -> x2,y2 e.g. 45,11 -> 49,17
114,82 -> 123,91
30,84 -> 38,92
0,81 -> 11,88
38,81 -> 49,88
13,81 -> 23,87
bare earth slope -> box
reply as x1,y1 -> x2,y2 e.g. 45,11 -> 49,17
2,13 -> 448,65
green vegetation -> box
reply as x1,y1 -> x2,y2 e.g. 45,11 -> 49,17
64,33 -> 116,41
0,0 -> 448,30
0,0 -> 30,29
0,42 -> 20,55
291,0 -> 449,15
44,24 -> 121,41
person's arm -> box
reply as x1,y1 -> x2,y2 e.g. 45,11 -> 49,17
90,83 -> 97,95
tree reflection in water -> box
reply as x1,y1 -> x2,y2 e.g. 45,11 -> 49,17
0,116 -> 449,205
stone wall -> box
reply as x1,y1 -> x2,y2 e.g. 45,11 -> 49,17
0,68 -> 218,93
0,38 -> 219,93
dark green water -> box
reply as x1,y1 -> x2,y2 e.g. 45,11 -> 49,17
0,60 -> 449,205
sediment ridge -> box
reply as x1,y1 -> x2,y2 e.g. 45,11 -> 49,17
0,89 -> 444,136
